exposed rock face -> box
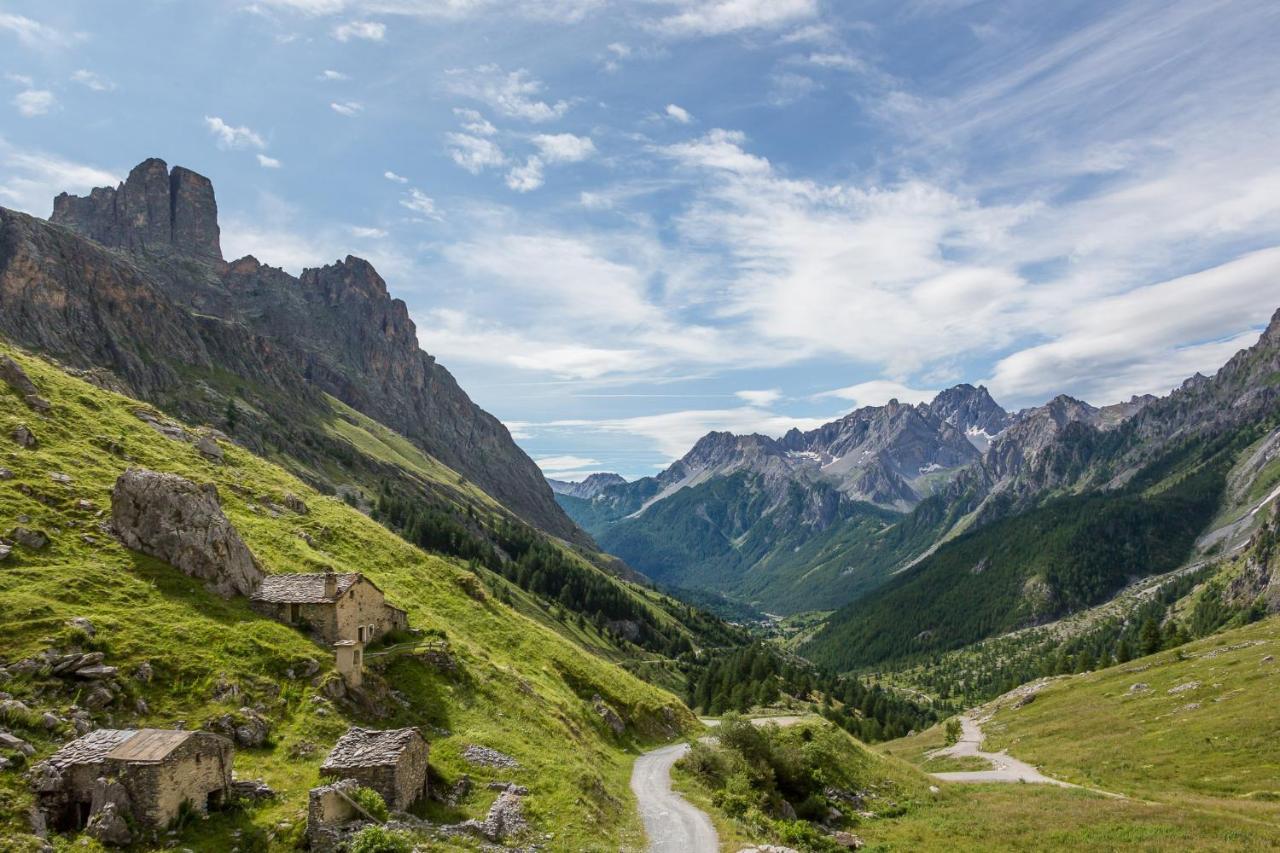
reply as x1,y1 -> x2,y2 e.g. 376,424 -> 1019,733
110,468 -> 264,597
0,355 -> 51,411
51,158 -> 221,261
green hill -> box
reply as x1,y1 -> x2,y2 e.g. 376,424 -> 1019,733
0,343 -> 696,850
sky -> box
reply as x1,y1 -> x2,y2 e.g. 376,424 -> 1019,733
3,0 -> 1280,482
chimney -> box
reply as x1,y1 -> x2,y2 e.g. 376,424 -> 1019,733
323,571 -> 338,599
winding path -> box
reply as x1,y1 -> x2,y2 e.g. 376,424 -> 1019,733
631,741 -> 718,853
929,715 -> 1074,785
631,716 -> 808,852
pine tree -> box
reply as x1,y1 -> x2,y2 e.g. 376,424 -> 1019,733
1139,617 -> 1163,657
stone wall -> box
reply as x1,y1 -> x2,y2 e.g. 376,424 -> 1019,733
320,764 -> 398,810
391,738 -> 430,810
119,735 -> 233,827
334,580 -> 405,645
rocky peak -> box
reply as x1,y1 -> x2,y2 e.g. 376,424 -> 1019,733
51,157 -> 222,261
547,473 -> 628,500
928,384 -> 1009,437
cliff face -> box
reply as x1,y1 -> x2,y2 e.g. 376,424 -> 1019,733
3,158 -> 585,544
52,158 -> 222,261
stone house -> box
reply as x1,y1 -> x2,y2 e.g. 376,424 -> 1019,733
30,729 -> 234,833
319,727 -> 429,811
250,571 -> 408,645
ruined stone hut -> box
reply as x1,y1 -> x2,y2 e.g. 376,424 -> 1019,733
250,571 -> 407,645
30,729 -> 233,832
319,727 -> 429,810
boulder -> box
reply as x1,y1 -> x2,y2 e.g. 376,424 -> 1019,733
67,616 -> 96,637
111,468 -> 264,597
0,543 -> 10,561
11,424 -> 37,448
195,434 -> 224,461
461,744 -> 519,769
0,356 -> 51,412
205,708 -> 270,747
593,696 -> 625,736
0,467 -> 12,479
0,731 -> 34,756
10,528 -> 49,550
231,778 -> 276,801
85,801 -> 132,846
283,493 -> 309,514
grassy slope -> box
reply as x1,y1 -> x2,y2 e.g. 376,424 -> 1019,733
868,617 -> 1280,851
0,343 -> 695,851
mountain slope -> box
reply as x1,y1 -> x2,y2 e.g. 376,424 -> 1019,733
2,156 -> 579,544
0,343 -> 695,849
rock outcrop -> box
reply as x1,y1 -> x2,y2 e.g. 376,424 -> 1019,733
110,468 -> 263,597
51,158 -> 221,261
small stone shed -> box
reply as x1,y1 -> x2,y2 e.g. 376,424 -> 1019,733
250,571 -> 408,645
30,728 -> 233,832
319,727 -> 429,811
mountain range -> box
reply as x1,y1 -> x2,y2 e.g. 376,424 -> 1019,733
553,316 -> 1280,654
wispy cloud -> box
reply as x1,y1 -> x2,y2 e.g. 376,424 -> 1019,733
256,153 -> 282,168
444,65 -> 569,122
318,69 -> 350,80
651,0 -> 818,38
400,187 -> 441,219
665,103 -> 693,123
330,100 -> 363,116
204,115 -> 267,149
0,13 -> 81,50
331,19 -> 384,41
447,132 -> 506,173
0,142 -> 117,215
12,89 -> 55,117
383,170 -> 408,183
71,69 -> 114,91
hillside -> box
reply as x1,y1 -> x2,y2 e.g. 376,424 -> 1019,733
0,343 -> 697,850
0,157 -> 580,544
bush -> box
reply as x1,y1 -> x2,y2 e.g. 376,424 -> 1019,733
347,825 -> 413,853
349,786 -> 390,822
944,718 -> 962,745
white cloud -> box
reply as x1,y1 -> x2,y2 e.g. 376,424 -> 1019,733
444,65 -> 569,122
805,52 -> 864,72
319,69 -> 350,80
506,157 -> 544,192
535,454 -> 606,479
400,187 -> 441,219
529,406 -> 833,461
652,0 -> 817,38
735,388 -> 782,407
532,133 -> 595,163
256,154 -> 282,168
253,0 -> 604,21
768,71 -> 820,105
0,143 -> 118,215
665,103 -> 692,123
204,116 -> 267,149
13,89 -> 55,116
71,69 -> 114,91
446,132 -> 506,173
330,100 -> 363,116
384,170 -> 408,183
0,13 -> 80,49
453,107 -> 496,135
349,225 -> 387,239
4,72 -> 33,87
332,19 -> 385,41
986,249 -> 1280,405
816,380 -> 938,408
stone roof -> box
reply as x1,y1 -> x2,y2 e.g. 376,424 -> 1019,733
251,572 -> 360,604
105,729 -> 197,763
45,729 -> 137,770
321,727 -> 425,770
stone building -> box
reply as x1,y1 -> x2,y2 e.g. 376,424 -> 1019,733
30,729 -> 233,836
319,727 -> 429,811
250,571 -> 408,645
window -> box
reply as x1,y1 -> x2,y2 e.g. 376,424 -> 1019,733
288,603 -> 300,623
357,626 -> 365,642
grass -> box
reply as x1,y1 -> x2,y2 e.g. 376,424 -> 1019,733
980,616 -> 1280,820
0,343 -> 697,851
869,616 -> 1280,850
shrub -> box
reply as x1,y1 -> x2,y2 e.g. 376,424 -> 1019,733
347,825 -> 413,853
944,718 -> 962,745
349,786 -> 390,822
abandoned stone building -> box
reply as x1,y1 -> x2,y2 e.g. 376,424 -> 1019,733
319,727 -> 429,811
30,729 -> 234,835
250,571 -> 408,645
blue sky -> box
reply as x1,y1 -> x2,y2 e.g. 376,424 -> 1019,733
3,0 -> 1280,481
